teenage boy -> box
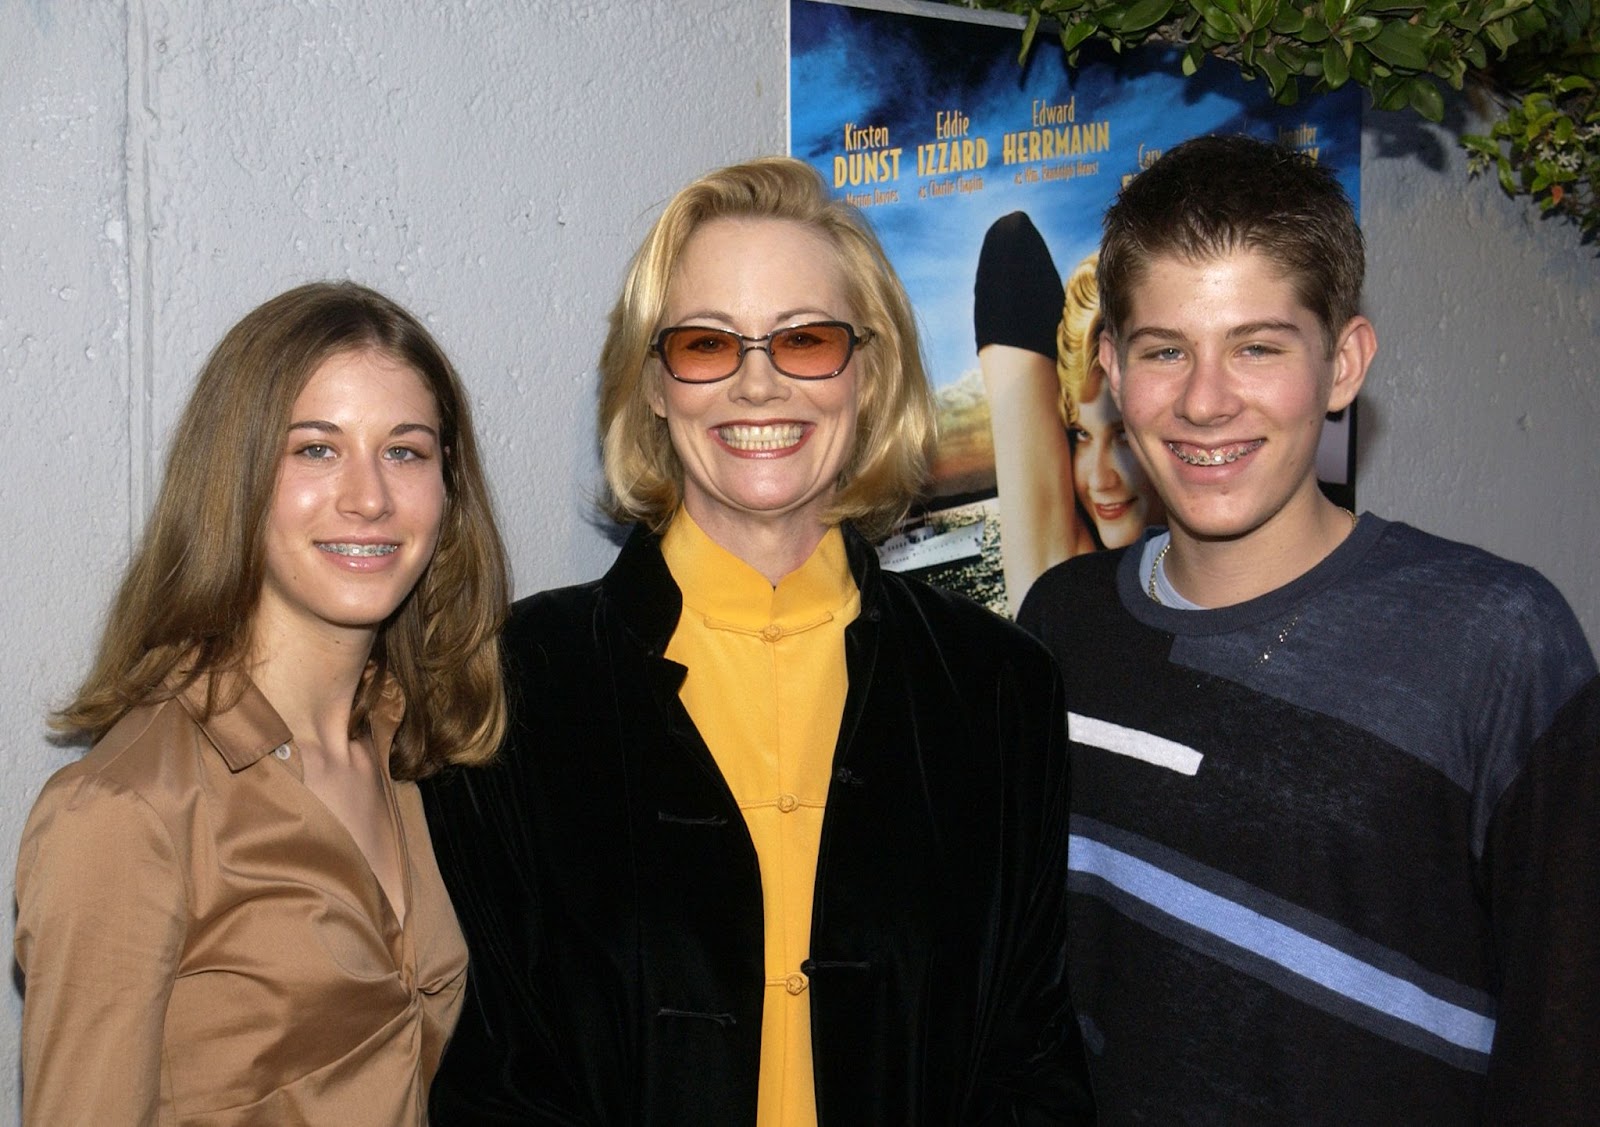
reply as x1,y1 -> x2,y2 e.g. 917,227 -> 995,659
1020,134 -> 1599,1123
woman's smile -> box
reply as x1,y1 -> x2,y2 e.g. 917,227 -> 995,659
713,421 -> 810,454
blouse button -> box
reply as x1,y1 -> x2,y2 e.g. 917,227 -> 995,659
776,792 -> 799,813
273,743 -> 292,760
760,624 -> 784,642
784,972 -> 808,995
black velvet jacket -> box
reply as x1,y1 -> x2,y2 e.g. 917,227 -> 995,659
422,525 -> 1094,1125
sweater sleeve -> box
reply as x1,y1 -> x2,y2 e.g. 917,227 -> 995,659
1480,673 -> 1600,1120
15,773 -> 187,1127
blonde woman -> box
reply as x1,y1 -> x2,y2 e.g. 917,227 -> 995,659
424,158 -> 1092,1125
16,282 -> 508,1125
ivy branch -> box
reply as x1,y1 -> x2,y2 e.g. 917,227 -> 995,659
953,0 -> 1600,242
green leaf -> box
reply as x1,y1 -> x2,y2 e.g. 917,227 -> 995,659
1272,8 -> 1308,33
1299,19 -> 1332,43
1276,42 -> 1313,72
1527,108 -> 1559,134
1366,21 -> 1433,70
1021,8 -> 1040,61
1349,42 -> 1374,83
1117,0 -> 1176,32
1258,50 -> 1291,95
1323,40 -> 1352,87
1374,74 -> 1412,109
1480,1 -> 1537,22
1483,16 -> 1520,52
1203,6 -> 1243,37
1061,17 -> 1098,52
1496,157 -> 1517,195
1345,16 -> 1385,43
1461,134 -> 1502,157
1407,76 -> 1447,120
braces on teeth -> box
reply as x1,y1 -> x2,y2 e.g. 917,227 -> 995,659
323,543 -> 398,557
1172,443 -> 1256,466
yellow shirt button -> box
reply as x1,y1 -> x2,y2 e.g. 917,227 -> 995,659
776,792 -> 799,813
761,624 -> 784,642
784,972 -> 808,995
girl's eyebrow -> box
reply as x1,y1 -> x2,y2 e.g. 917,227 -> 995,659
286,420 -> 439,438
391,422 -> 439,439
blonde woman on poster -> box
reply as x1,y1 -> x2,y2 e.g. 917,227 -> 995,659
976,213 -> 1164,616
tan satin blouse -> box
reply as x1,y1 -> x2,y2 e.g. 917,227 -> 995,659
14,676 -> 467,1126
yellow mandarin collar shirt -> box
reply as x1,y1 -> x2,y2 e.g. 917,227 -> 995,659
661,511 -> 860,1127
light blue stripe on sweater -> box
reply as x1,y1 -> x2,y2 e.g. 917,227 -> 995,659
1069,834 -> 1496,1055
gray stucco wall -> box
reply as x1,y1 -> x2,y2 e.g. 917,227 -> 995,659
2,2 -> 1593,1120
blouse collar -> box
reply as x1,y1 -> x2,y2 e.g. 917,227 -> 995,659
660,509 -> 857,632
177,671 -> 405,773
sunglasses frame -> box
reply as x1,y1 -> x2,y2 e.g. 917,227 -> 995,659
649,320 -> 874,384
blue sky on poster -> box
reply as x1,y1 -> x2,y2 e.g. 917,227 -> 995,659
789,0 -> 1362,393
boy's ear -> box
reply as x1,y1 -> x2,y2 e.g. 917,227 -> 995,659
1327,315 -> 1377,413
1099,331 -> 1124,409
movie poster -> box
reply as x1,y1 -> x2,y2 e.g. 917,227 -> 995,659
789,0 -> 1362,616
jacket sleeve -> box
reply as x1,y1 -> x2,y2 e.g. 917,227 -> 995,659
1481,674 -> 1600,1120
15,774 -> 187,1127
970,649 -> 1096,1124
423,753 -> 592,1126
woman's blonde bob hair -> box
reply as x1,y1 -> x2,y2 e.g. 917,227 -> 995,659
598,156 -> 936,541
53,281 -> 508,780
1055,251 -> 1104,430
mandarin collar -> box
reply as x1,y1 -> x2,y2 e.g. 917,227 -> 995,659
660,510 -> 856,630
601,518 -> 886,655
